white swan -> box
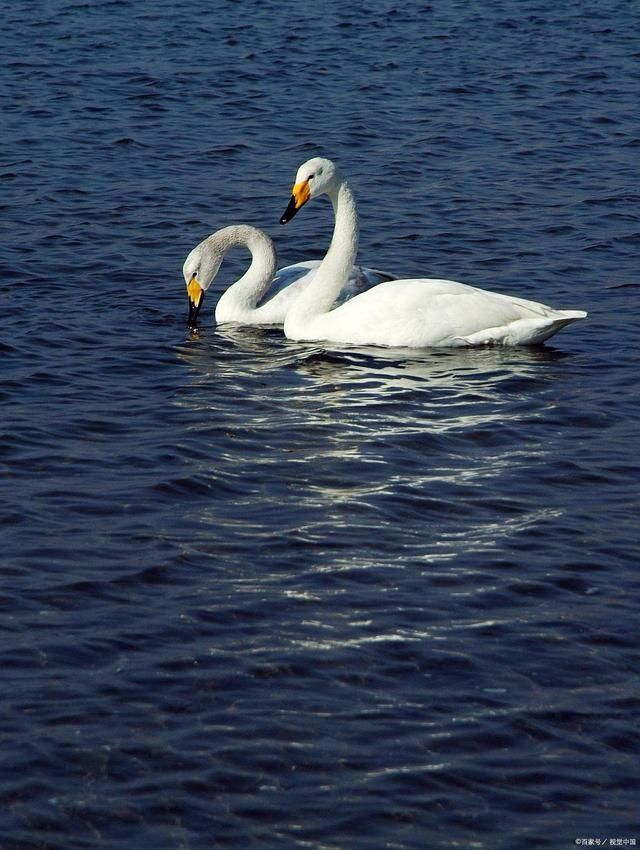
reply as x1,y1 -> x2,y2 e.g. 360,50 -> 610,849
183,224 -> 394,327
279,157 -> 587,347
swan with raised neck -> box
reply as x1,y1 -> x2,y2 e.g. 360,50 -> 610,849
280,158 -> 360,322
279,156 -> 587,347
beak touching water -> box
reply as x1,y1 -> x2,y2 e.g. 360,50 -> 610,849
186,276 -> 204,327
280,179 -> 311,224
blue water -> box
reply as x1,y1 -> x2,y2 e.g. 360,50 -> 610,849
2,1 -> 639,848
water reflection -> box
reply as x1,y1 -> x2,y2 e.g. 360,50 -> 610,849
177,324 -> 571,394
286,342 -> 571,426
174,331 -> 575,581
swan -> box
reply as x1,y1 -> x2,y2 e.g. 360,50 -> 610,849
279,157 -> 587,347
183,224 -> 395,327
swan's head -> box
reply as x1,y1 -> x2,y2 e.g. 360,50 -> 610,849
183,237 -> 224,327
280,157 -> 341,224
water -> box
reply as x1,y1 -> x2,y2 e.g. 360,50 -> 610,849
1,1 -> 639,848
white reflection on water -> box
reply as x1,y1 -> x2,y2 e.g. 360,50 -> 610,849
175,330 -> 576,582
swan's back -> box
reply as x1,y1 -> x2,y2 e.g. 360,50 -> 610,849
285,276 -> 587,347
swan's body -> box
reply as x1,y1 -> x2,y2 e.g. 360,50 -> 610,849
183,224 -> 394,327
279,158 -> 587,347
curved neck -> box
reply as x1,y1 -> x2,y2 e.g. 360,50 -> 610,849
287,179 -> 359,323
214,225 -> 278,319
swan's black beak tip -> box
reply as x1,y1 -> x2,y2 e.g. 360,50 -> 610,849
280,195 -> 299,225
187,302 -> 202,329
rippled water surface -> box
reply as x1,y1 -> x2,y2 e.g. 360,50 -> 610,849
2,1 -> 639,848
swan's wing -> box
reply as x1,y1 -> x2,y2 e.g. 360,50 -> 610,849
254,261 -> 319,317
267,261 -> 322,297
334,264 -> 397,305
258,260 -> 396,312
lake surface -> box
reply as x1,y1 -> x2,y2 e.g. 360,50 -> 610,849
1,1 -> 639,848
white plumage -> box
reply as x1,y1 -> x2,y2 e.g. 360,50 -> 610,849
280,157 -> 587,347
183,224 -> 394,327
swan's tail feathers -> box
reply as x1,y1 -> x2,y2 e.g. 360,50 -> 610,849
527,310 -> 587,344
456,309 -> 587,347
558,310 -> 588,321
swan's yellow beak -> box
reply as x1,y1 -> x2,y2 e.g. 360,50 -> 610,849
280,179 -> 311,224
187,276 -> 204,327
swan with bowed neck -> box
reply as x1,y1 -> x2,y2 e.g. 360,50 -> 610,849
279,157 -> 587,347
183,224 -> 394,327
